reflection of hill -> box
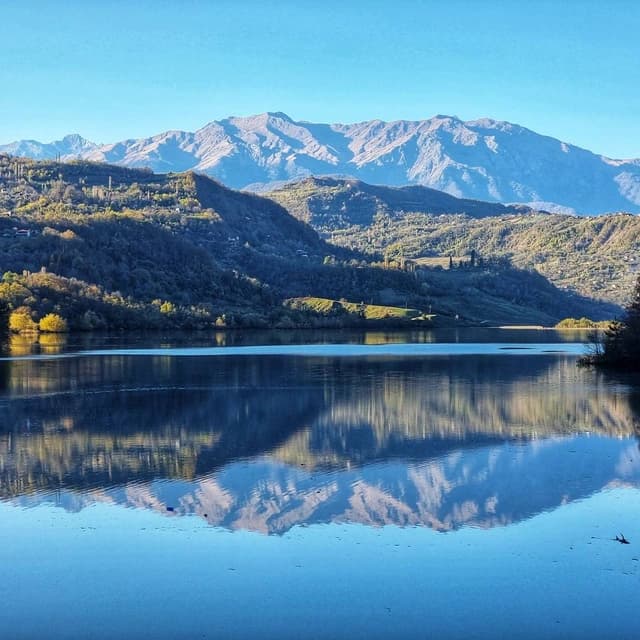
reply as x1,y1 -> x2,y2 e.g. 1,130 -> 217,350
274,357 -> 640,470
0,354 -> 639,502
0,385 -> 321,497
294,357 -> 639,467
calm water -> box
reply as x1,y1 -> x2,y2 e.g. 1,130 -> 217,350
1,330 -> 639,639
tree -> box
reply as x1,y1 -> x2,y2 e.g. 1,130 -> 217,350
39,313 -> 69,333
159,301 -> 176,315
582,275 -> 640,370
9,308 -> 38,333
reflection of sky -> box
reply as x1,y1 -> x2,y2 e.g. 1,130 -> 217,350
615,443 -> 640,478
2,488 -> 639,639
1,341 -> 589,361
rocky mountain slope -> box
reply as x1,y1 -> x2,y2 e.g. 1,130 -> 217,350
2,112 -> 639,214
0,133 -> 98,160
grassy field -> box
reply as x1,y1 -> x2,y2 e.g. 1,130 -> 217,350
413,256 -> 471,269
285,296 -> 432,321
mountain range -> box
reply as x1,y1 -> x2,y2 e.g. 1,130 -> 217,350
2,112 -> 639,215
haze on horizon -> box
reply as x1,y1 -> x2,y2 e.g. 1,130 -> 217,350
1,0 -> 639,159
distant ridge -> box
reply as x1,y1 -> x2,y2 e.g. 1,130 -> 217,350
266,176 -> 537,228
0,133 -> 98,160
1,112 -> 639,214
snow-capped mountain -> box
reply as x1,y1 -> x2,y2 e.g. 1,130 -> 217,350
2,112 -> 639,214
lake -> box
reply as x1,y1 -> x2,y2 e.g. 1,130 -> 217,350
1,329 -> 639,639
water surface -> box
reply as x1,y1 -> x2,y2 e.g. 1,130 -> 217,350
1,330 -> 638,638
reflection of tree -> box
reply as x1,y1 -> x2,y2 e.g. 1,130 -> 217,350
0,361 -> 9,392
0,385 -> 322,497
2,334 -> 70,357
0,353 -> 639,501
284,357 -> 640,468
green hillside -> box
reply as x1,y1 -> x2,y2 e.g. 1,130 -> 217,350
268,176 -> 532,229
266,178 -> 640,308
285,297 -> 430,322
0,156 -> 618,330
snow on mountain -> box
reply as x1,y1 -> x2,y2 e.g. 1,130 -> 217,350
0,133 -> 97,159
2,113 -> 639,214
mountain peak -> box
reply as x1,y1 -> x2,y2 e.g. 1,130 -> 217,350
59,133 -> 97,152
431,114 -> 461,122
225,111 -> 294,128
1,114 -> 639,214
265,111 -> 293,121
61,133 -> 89,143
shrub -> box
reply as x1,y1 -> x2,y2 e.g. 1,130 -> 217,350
160,301 -> 176,315
9,309 -> 38,333
80,310 -> 106,330
39,313 -> 69,333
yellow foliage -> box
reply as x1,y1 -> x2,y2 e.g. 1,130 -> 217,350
9,311 -> 38,333
38,333 -> 68,354
38,313 -> 69,333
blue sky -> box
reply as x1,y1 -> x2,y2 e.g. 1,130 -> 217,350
1,0 -> 639,158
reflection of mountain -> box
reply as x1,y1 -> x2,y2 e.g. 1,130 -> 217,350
12,436 -> 640,534
1,352 -> 640,532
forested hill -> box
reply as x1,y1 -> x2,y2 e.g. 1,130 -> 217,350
266,177 -> 640,309
0,156 -> 618,330
267,177 -> 535,229
1,157 -> 324,264
0,156 -> 435,329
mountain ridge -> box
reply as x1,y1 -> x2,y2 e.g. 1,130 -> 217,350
2,112 -> 639,214
267,176 -> 538,228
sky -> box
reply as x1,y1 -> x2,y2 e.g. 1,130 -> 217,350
1,0 -> 639,158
